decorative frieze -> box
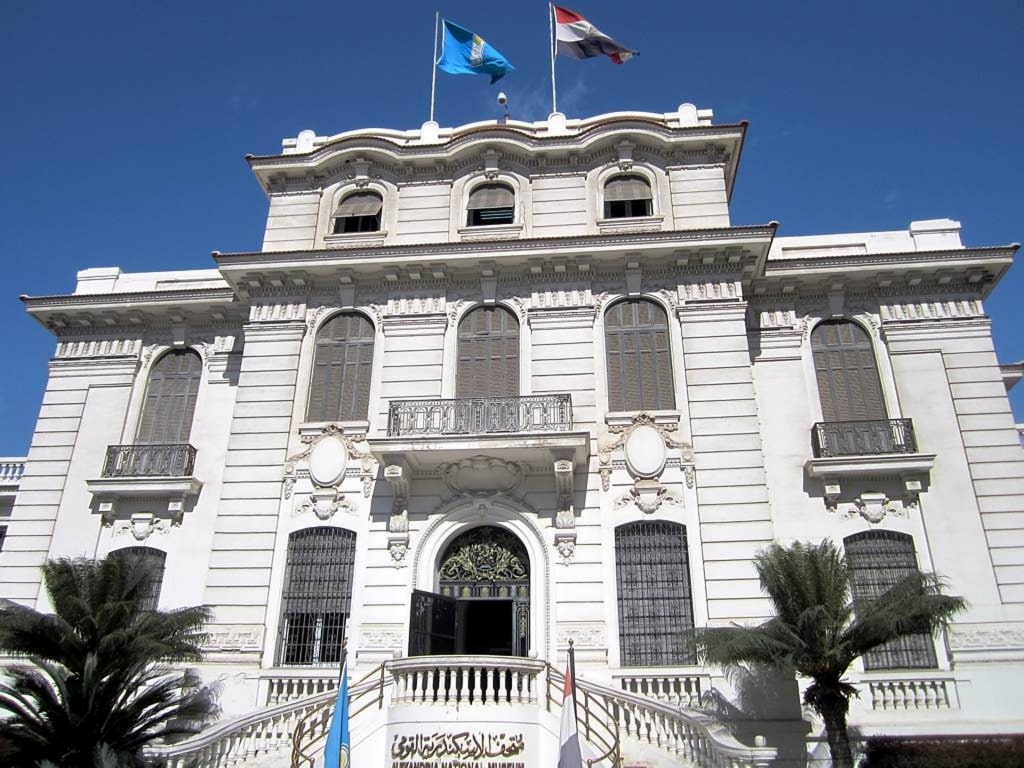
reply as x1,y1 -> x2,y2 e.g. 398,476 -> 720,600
248,301 -> 307,323
55,338 -> 142,359
557,622 -> 606,649
203,625 -> 264,652
880,298 -> 984,322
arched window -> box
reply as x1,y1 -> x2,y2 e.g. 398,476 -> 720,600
457,306 -> 519,399
616,521 -> 695,667
466,183 -> 514,226
604,175 -> 653,219
844,531 -> 937,669
307,313 -> 375,422
331,191 -> 383,234
605,299 -> 674,412
277,527 -> 357,666
137,350 -> 202,444
109,546 -> 166,612
811,320 -> 886,422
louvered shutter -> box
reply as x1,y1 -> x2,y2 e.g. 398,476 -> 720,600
307,313 -> 375,422
456,306 -> 519,399
845,531 -> 937,669
137,350 -> 202,444
811,320 -> 886,422
335,192 -> 383,217
467,184 -> 515,210
605,300 -> 675,411
605,175 -> 653,201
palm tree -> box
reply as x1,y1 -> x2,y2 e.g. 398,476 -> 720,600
694,540 -> 964,768
0,554 -> 219,767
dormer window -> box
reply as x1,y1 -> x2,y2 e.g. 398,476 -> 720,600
604,175 -> 653,219
331,191 -> 383,234
467,183 -> 514,226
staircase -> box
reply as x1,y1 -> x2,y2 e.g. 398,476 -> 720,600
147,657 -> 777,768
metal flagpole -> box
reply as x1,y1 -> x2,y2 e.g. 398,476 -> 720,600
549,3 -> 558,114
568,638 -> 579,727
430,11 -> 440,122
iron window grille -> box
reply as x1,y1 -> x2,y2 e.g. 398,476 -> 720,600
845,530 -> 937,670
277,527 -> 356,666
616,521 -> 695,667
110,547 -> 166,612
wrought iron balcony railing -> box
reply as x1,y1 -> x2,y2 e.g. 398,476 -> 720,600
387,394 -> 573,437
812,418 -> 918,458
101,444 -> 197,478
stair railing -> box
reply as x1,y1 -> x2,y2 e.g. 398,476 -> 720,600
546,664 -> 621,767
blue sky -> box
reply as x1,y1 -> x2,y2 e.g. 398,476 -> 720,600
1,1 -> 1021,455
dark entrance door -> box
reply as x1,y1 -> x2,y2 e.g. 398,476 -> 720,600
408,526 -> 530,657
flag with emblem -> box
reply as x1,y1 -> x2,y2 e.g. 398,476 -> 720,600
323,662 -> 350,768
437,19 -> 515,83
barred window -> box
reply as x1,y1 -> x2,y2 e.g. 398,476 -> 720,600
467,183 -> 514,226
110,547 -> 166,612
604,175 -> 653,219
331,191 -> 383,234
277,527 -> 356,666
616,521 -> 695,667
137,350 -> 202,444
811,320 -> 886,422
845,530 -> 937,669
605,299 -> 675,412
307,313 -> 375,422
457,306 -> 519,399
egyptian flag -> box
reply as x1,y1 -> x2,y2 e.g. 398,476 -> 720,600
554,6 -> 637,64
557,666 -> 583,768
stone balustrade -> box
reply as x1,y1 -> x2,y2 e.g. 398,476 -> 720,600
868,676 -> 959,711
262,671 -> 340,706
613,671 -> 709,708
389,655 -> 546,706
0,458 -> 26,486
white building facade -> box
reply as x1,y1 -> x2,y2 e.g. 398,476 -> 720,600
2,104 -> 1023,767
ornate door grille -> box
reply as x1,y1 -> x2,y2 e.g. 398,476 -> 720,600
110,546 -> 166,612
845,530 -> 937,669
277,527 -> 356,666
615,521 -> 695,667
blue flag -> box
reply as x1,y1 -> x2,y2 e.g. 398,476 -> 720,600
323,663 -> 350,768
437,19 -> 515,84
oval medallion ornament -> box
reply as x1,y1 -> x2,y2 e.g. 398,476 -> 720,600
308,435 -> 349,488
624,424 -> 667,479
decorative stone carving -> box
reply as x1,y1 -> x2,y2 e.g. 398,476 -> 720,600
553,455 -> 575,522
113,512 -> 170,541
388,535 -> 410,568
823,487 -> 910,523
359,626 -> 404,650
557,622 -> 606,649
614,480 -> 683,514
441,455 -> 524,497
286,424 -> 375,507
296,489 -> 355,520
554,532 -> 577,566
203,625 -> 264,651
308,434 -> 350,488
599,412 -> 694,499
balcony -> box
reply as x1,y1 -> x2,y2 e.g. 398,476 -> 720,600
87,444 -> 202,524
102,443 -> 197,478
387,394 -> 573,437
811,418 -> 918,458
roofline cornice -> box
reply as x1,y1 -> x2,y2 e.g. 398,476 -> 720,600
20,287 -> 238,311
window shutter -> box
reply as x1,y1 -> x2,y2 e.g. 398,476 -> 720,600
335,192 -> 383,218
307,313 -> 375,422
604,300 -> 674,412
467,184 -> 515,210
845,531 -> 937,669
605,175 -> 653,202
615,521 -> 695,667
811,320 -> 886,422
137,350 -> 202,444
456,306 -> 519,399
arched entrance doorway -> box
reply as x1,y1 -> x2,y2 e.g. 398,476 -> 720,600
409,526 -> 530,657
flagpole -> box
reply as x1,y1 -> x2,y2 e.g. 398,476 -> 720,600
430,11 -> 440,123
549,3 -> 558,114
568,638 -> 579,727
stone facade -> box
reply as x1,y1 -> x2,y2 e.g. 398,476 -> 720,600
3,104 -> 1023,762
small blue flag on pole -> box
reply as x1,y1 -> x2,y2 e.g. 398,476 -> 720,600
437,19 -> 515,83
323,662 -> 350,768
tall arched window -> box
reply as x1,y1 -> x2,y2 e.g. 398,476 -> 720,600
845,531 -> 937,669
616,521 -> 695,667
457,306 -> 519,399
331,191 -> 383,234
466,183 -> 514,226
307,312 -> 375,422
811,320 -> 886,422
110,546 -> 166,612
604,175 -> 653,219
277,527 -> 357,666
137,350 -> 202,444
605,299 -> 675,412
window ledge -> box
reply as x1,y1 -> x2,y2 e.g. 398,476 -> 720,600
805,453 -> 936,479
597,215 -> 664,234
323,231 -> 387,248
458,223 -> 524,242
606,410 -> 680,429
